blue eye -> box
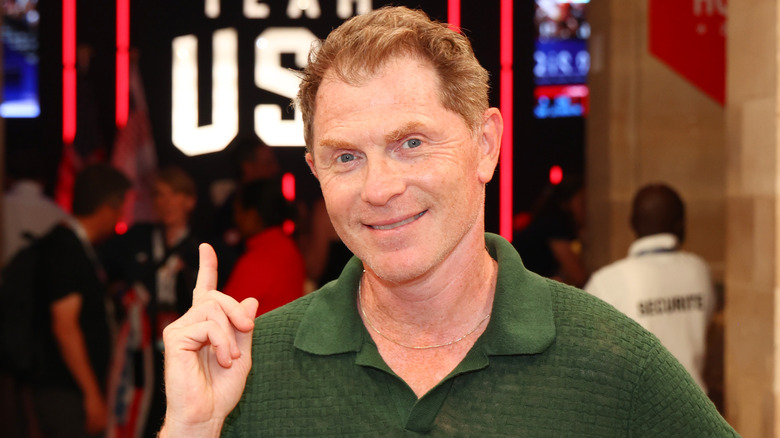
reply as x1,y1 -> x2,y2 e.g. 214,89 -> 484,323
337,153 -> 356,163
403,139 -> 422,149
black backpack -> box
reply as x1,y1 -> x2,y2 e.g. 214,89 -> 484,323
0,234 -> 43,379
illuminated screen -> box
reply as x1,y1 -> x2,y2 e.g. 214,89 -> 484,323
533,0 -> 589,119
1,0 -> 40,118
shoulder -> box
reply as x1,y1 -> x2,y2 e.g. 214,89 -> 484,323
544,279 -> 673,387
675,251 -> 713,272
583,257 -> 631,294
251,293 -> 316,350
548,279 -> 651,350
38,225 -> 81,257
545,280 -> 736,434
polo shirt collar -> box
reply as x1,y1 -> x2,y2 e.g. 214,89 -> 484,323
294,233 -> 556,356
628,233 -> 678,257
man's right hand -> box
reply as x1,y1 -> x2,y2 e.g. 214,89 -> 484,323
159,244 -> 259,438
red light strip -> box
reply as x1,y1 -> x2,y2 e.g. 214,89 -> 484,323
62,0 -> 77,144
447,0 -> 461,32
116,0 -> 130,128
499,0 -> 514,241
282,172 -> 296,202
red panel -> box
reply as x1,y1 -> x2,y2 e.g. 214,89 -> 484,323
648,0 -> 726,105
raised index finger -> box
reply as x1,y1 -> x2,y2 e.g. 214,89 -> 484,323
193,243 -> 218,304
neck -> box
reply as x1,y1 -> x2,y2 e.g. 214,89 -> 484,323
360,243 -> 497,348
164,223 -> 188,246
74,216 -> 99,243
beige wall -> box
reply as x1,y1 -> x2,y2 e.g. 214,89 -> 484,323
589,1 -> 780,436
586,1 -> 726,278
723,1 -> 778,436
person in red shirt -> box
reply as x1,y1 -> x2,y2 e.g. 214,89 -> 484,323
223,178 -> 304,316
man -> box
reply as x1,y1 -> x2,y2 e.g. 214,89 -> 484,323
2,146 -> 69,265
223,178 -> 304,316
585,183 -> 716,392
160,7 -> 737,436
209,139 -> 281,286
210,138 -> 281,247
100,166 -> 200,437
31,164 -> 131,437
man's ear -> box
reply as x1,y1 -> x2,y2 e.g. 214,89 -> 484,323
305,151 -> 319,180
477,108 -> 503,184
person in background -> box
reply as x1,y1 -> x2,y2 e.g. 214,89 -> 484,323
2,145 -> 69,265
101,166 -> 199,437
299,195 -> 353,290
32,164 -> 130,438
222,178 -> 304,317
208,139 -> 281,287
512,174 -> 588,287
585,183 -> 716,392
158,7 -> 736,437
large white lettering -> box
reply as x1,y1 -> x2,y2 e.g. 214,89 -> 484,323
254,27 -> 316,146
171,28 -> 239,156
288,0 -> 321,19
205,0 -> 220,18
181,2 -> 375,155
244,0 -> 270,19
208,0 -> 371,19
693,0 -> 726,16
337,0 -> 372,19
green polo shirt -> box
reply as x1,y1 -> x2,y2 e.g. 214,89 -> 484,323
222,233 -> 738,437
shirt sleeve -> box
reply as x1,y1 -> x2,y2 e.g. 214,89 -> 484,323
629,342 -> 738,437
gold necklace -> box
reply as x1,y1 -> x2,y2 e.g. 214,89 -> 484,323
358,282 -> 491,350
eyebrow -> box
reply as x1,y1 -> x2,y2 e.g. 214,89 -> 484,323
317,137 -> 354,152
384,121 -> 425,144
316,120 -> 427,152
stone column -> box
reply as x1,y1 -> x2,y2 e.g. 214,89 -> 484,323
723,1 -> 779,436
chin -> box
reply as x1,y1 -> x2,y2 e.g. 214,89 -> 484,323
363,253 -> 438,285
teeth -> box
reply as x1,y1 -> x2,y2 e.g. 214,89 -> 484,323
371,211 -> 425,230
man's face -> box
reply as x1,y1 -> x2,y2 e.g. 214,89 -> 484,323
153,181 -> 195,229
306,55 -> 500,284
242,146 -> 280,182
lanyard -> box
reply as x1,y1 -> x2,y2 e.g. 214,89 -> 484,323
634,247 -> 677,258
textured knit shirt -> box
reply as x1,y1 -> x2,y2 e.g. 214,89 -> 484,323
222,233 -> 738,437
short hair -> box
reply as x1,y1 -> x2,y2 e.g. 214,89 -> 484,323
230,138 -> 269,170
235,178 -> 294,228
630,183 -> 686,240
297,6 -> 490,151
156,166 -> 196,198
72,164 -> 132,216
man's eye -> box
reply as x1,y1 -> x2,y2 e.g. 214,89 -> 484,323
402,139 -> 422,149
337,153 -> 356,163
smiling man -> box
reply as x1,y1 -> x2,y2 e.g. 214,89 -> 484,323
159,7 -> 738,437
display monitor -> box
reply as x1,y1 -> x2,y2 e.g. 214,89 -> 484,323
533,0 -> 589,119
1,0 -> 40,118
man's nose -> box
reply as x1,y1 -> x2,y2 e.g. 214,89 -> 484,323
360,157 -> 406,206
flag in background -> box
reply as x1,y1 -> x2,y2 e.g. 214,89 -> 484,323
111,51 -> 158,227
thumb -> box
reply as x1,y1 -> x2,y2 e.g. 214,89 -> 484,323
236,298 -> 258,354
240,297 -> 259,321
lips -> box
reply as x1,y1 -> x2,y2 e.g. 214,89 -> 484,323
368,210 -> 426,230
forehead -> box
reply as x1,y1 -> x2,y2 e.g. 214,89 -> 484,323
311,56 -> 450,142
